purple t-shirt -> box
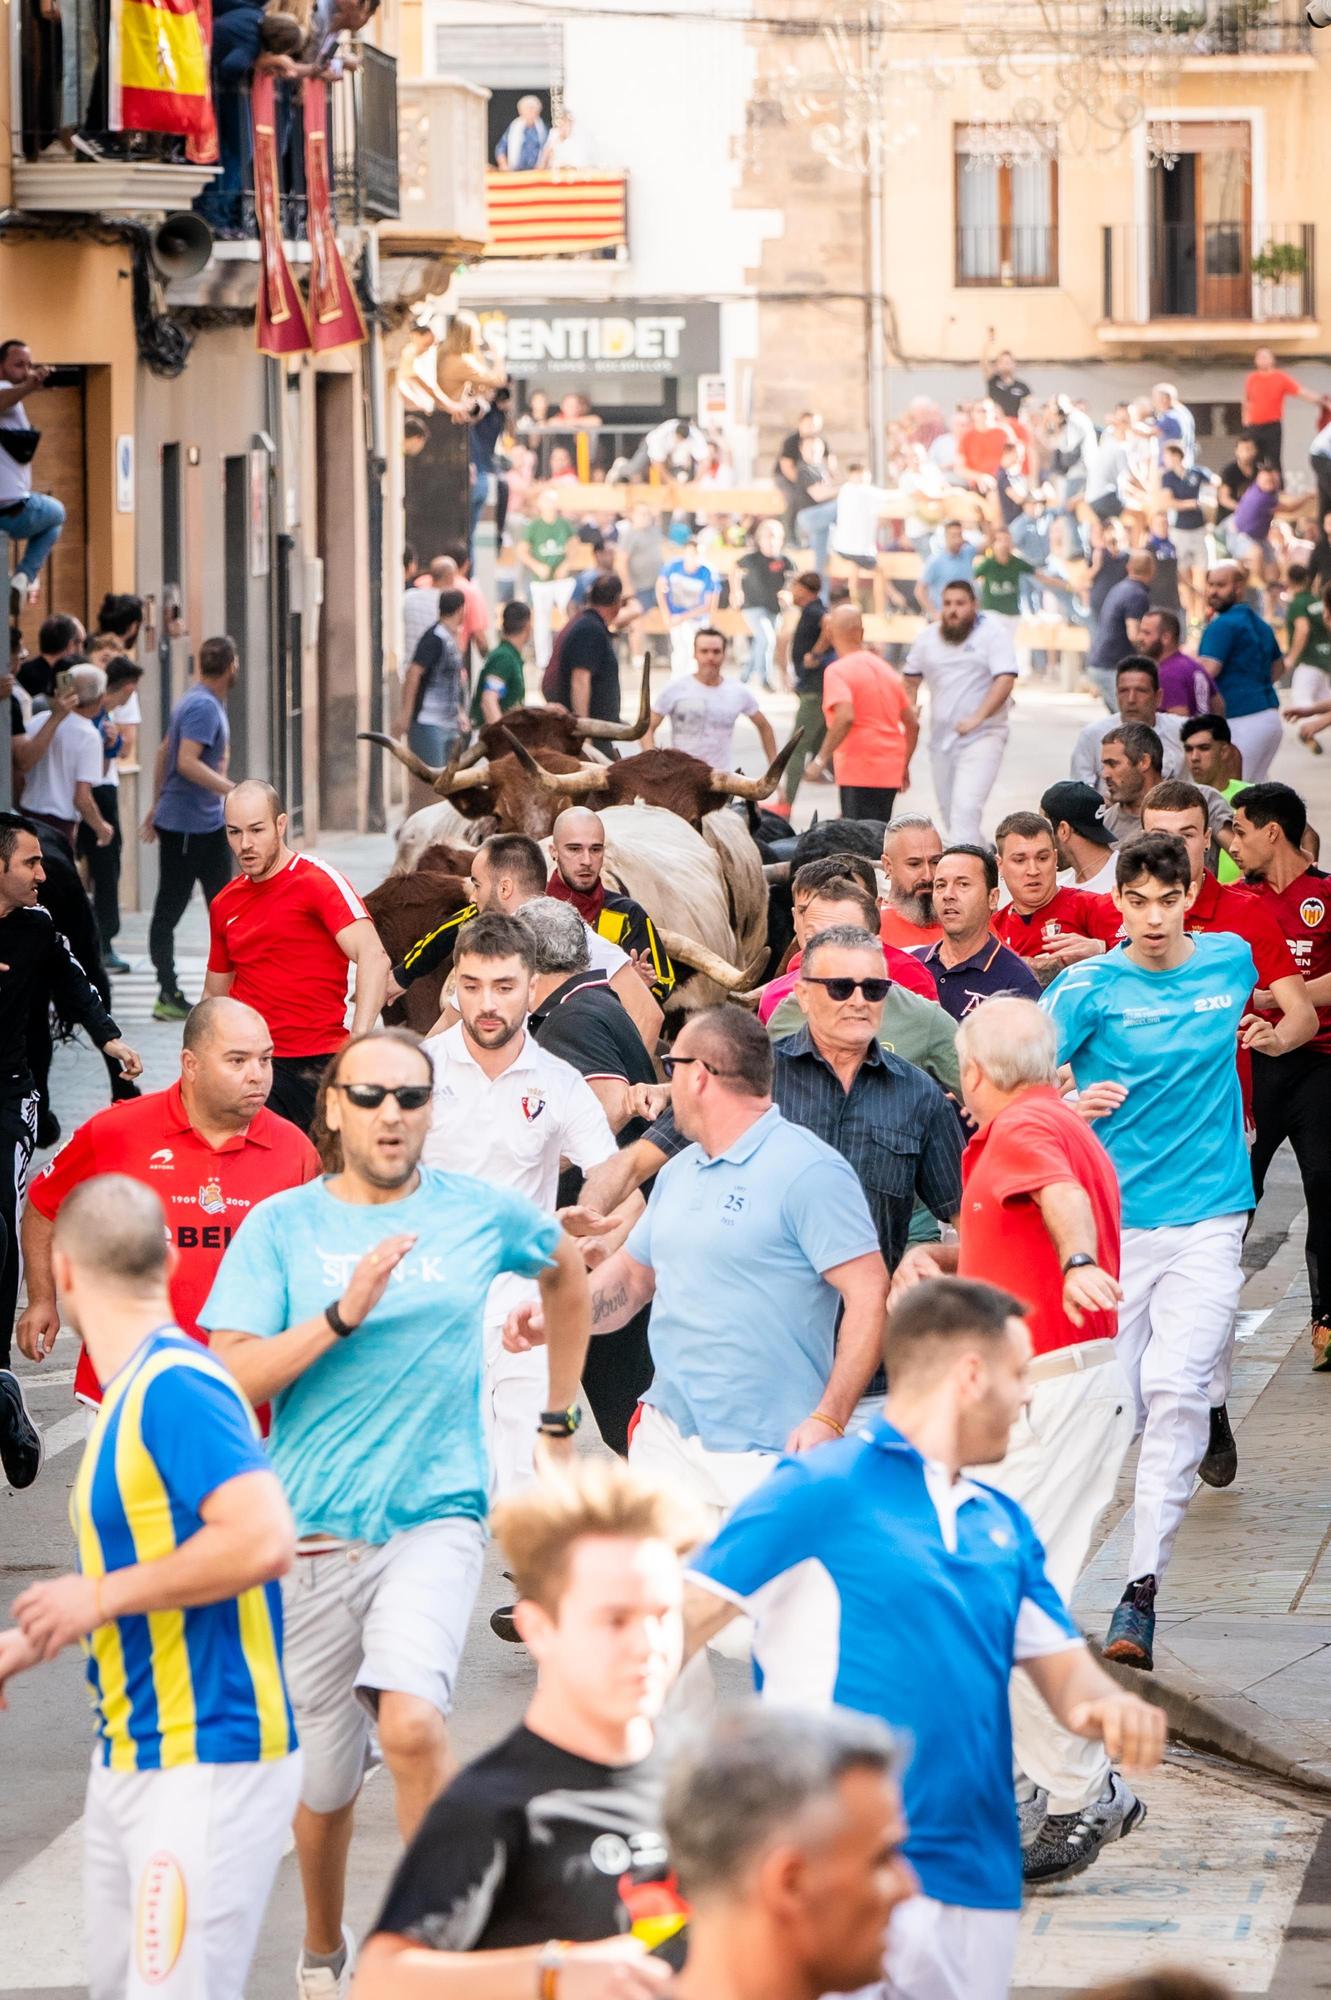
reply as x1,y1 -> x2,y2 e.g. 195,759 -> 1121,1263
1232,482 -> 1279,542
1156,649 -> 1211,717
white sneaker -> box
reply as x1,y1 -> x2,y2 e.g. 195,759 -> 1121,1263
8,573 -> 29,613
296,1925 -> 355,2000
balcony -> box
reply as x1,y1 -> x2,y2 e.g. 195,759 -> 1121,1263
1100,222 -> 1317,341
1112,0 -> 1312,55
333,47 -> 400,224
378,74 -> 488,260
483,168 -> 628,261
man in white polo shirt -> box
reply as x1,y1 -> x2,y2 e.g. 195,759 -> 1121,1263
903,579 -> 1020,846
422,910 -> 624,1502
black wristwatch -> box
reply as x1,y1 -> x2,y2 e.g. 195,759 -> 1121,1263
1062,1253 -> 1097,1275
537,1405 -> 583,1439
325,1299 -> 359,1339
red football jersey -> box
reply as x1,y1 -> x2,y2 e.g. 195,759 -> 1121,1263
207,852 -> 369,1057
993,887 -> 1123,960
1243,867 -> 1331,1053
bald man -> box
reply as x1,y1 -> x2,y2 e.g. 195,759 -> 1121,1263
204,780 -> 390,1130
805,604 -> 918,821
548,806 -> 675,1002
17,996 -> 320,1422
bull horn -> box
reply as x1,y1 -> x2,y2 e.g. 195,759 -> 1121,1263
499,728 -> 611,796
708,729 -> 804,802
456,736 -> 490,769
358,733 -> 493,794
573,653 -> 652,742
658,929 -> 753,992
762,861 -> 791,885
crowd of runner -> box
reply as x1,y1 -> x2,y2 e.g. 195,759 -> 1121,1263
1,503 -> 1326,2000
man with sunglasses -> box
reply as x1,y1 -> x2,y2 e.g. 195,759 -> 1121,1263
201,1027 -> 592,2000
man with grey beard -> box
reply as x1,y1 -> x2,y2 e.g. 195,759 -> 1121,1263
879,812 -> 945,950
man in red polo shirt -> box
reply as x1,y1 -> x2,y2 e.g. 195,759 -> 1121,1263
992,811 -> 1122,984
205,780 -> 391,1132
15,996 -> 318,1410
891,994 -> 1141,1891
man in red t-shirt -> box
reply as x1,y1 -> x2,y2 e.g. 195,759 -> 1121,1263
1242,346 -> 1319,477
992,812 -> 1122,983
1229,782 -> 1331,1367
757,870 -> 938,1023
892,993 -> 1139,1888
805,604 -> 918,821
206,780 -> 390,1131
16,996 -> 319,1411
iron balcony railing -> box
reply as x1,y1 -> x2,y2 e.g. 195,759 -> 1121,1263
955,223 -> 1059,289
1101,221 -> 1315,323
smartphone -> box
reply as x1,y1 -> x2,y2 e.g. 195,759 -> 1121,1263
55,669 -> 75,698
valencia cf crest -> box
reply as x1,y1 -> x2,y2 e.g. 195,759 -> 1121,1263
1301,897 -> 1326,929
199,1178 -> 225,1216
521,1095 -> 546,1123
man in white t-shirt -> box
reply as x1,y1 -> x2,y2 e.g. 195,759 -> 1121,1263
832,462 -> 893,568
903,581 -> 1020,845
19,662 -> 115,852
642,626 -> 778,770
423,910 -> 622,1498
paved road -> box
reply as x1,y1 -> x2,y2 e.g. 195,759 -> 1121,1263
4,685 -> 1331,1997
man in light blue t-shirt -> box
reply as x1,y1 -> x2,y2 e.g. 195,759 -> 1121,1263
202,1028 -> 591,1995
1042,830 -> 1283,1673
920,520 -> 977,614
145,636 -> 238,1021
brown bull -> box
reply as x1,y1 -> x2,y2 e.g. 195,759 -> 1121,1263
459,655 -> 652,768
363,860 -> 473,1034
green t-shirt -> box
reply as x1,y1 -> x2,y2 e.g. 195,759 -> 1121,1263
1289,590 -> 1331,669
524,517 -> 573,580
470,640 -> 527,726
974,554 -> 1033,618
1219,775 -> 1246,884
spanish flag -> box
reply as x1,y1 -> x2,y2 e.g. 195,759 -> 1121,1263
111,0 -> 214,141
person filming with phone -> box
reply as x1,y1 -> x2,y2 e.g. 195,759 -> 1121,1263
0,341 -> 63,614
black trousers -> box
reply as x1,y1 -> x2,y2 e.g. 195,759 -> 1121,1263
0,1084 -> 39,1371
581,1307 -> 654,1458
267,1054 -> 334,1136
148,827 -> 232,995
1251,1045 -> 1331,1323
839,784 -> 897,822
77,783 -> 123,950
1248,420 -> 1284,478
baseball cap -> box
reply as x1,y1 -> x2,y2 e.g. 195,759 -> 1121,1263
1040,780 -> 1113,849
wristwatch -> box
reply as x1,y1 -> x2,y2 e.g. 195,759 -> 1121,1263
1062,1253 -> 1097,1275
537,1404 -> 583,1439
325,1298 -> 359,1338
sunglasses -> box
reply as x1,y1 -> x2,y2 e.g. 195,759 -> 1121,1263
801,975 -> 892,1003
660,1053 -> 737,1080
330,1082 -> 433,1110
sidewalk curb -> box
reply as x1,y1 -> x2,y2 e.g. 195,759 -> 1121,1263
1093,1643 -> 1331,1797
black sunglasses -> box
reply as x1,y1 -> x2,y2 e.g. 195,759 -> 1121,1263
330,1082 -> 433,1110
802,975 -> 892,1003
661,1053 -> 736,1080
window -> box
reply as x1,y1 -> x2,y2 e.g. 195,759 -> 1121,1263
954,127 -> 1058,287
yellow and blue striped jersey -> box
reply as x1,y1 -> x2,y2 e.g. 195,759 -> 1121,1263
70,1327 -> 295,1772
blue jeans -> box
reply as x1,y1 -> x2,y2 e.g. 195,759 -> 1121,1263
795,498 -> 838,575
2,492 -> 66,584
408,720 -> 459,766
743,606 -> 777,686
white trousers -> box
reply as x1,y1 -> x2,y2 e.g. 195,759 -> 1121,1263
1118,1213 -> 1246,1584
978,1351 -> 1135,1813
670,619 -> 707,671
484,1311 -> 546,1498
84,1752 -> 303,2000
929,732 -> 1007,846
1228,706 -> 1283,785
529,576 -> 575,668
1291,663 -> 1331,709
883,1897 -> 1020,2000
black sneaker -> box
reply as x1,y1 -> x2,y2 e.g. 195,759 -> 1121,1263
153,989 -> 191,1022
1023,1774 -> 1147,1888
0,1370 -> 44,1489
1197,1403 -> 1237,1488
36,1107 -> 60,1149
1104,1573 -> 1157,1670
490,1604 -> 522,1644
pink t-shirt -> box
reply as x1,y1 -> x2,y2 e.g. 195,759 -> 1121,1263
822,651 -> 911,787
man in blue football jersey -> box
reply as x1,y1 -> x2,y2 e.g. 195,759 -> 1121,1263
1043,830 -> 1289,1671
0,1174 -> 301,2000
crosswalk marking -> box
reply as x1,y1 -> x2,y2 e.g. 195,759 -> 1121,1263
102,956 -> 207,1028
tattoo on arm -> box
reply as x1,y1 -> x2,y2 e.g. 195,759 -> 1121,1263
591,1280 -> 628,1328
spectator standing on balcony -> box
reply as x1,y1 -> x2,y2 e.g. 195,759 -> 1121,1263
520,488 -> 576,669
1,342 -> 63,615
495,94 -> 548,171
979,331 -> 1033,420
203,6 -> 308,237
539,109 -> 588,169
1243,347 -> 1320,478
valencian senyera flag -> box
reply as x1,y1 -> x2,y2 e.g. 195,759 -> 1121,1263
251,71 -> 310,355
110,0 -> 214,140
303,79 -> 366,353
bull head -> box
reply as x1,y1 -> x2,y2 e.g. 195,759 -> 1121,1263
708,730 -> 803,803
499,729 -> 612,797
358,732 -> 494,796
571,654 -> 653,743
659,929 -> 770,1001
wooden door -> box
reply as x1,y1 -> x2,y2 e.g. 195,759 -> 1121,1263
15,371 -> 87,651
1195,124 -> 1251,317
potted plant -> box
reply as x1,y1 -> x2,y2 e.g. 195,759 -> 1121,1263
1251,239 -> 1307,318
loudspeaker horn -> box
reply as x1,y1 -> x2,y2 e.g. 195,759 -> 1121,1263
150,211 -> 214,283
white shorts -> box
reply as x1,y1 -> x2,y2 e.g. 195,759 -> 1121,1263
883,1895 -> 1020,2000
281,1518 -> 484,1813
84,1751 -> 302,2000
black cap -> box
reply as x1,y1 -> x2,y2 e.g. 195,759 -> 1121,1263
1040,780 -> 1113,848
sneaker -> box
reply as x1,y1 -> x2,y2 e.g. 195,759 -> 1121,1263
296,1926 -> 355,2000
36,1107 -> 60,1149
1197,1403 -> 1237,1487
8,572 -> 29,617
70,130 -> 104,159
1023,1773 -> 1147,1888
1017,1783 -> 1050,1851
103,950 -> 131,974
490,1603 -> 522,1644
153,990 -> 191,1022
1311,1319 -> 1331,1372
1104,1574 -> 1157,1671
0,1370 -> 44,1489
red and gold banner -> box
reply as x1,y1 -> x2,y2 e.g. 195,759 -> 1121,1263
303,79 -> 367,353
251,71 -> 310,357
111,0 -> 213,139
185,0 -> 217,164
484,169 -> 628,258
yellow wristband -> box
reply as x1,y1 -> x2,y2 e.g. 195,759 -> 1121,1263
809,1410 -> 845,1437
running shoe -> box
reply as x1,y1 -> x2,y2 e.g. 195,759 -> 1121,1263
296,1925 -> 355,2000
1017,1783 -> 1050,1851
490,1603 -> 522,1644
1311,1319 -> 1331,1372
103,950 -> 131,974
152,989 -> 191,1022
0,1370 -> 44,1489
1023,1773 -> 1147,1888
36,1108 -> 60,1148
1104,1574 -> 1157,1670
1197,1402 -> 1238,1488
